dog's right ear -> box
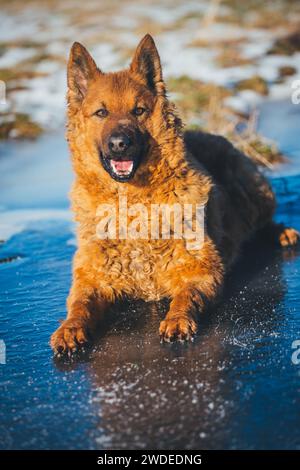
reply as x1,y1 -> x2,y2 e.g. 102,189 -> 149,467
67,42 -> 99,102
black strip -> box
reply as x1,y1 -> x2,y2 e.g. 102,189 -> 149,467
0,450 -> 299,467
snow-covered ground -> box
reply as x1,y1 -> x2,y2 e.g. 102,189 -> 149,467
0,0 -> 300,130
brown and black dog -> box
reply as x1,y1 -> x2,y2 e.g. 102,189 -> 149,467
50,34 -> 299,354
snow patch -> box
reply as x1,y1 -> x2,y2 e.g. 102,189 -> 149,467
0,209 -> 71,241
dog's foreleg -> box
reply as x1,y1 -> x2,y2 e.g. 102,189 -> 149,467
159,247 -> 223,342
50,274 -> 110,355
159,287 -> 200,341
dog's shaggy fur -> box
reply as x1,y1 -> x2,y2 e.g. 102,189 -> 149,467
51,35 -> 299,354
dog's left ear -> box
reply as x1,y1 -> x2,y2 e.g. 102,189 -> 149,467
130,34 -> 165,95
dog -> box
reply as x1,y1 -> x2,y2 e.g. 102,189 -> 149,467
50,34 -> 299,354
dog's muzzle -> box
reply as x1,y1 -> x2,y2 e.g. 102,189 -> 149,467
99,128 -> 146,182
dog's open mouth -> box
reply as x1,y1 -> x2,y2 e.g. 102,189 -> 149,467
110,159 -> 134,177
100,152 -> 137,182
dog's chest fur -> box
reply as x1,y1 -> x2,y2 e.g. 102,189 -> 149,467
100,238 -> 186,301
73,168 -> 213,301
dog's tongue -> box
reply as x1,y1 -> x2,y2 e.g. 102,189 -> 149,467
112,160 -> 133,172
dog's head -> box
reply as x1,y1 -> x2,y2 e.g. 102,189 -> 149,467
67,35 -> 167,183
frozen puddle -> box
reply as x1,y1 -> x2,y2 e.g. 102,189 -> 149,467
0,101 -> 300,449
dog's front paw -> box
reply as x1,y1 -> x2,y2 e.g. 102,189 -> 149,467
50,318 -> 90,356
159,315 -> 197,342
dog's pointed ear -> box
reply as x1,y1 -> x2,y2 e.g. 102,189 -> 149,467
130,34 -> 165,95
67,42 -> 99,101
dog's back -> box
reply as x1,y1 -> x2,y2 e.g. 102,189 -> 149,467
184,130 -> 276,265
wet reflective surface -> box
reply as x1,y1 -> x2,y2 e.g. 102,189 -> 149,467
0,101 -> 300,449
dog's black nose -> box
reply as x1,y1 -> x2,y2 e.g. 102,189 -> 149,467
108,133 -> 131,154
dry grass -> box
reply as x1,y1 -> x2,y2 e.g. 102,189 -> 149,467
167,76 -> 283,168
278,65 -> 297,77
235,76 -> 269,95
0,113 -> 43,140
267,30 -> 300,55
0,68 -> 47,82
216,47 -> 254,68
167,75 -> 231,121
221,0 -> 300,28
205,93 -> 284,167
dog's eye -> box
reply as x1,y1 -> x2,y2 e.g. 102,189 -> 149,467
133,107 -> 146,116
95,108 -> 108,118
